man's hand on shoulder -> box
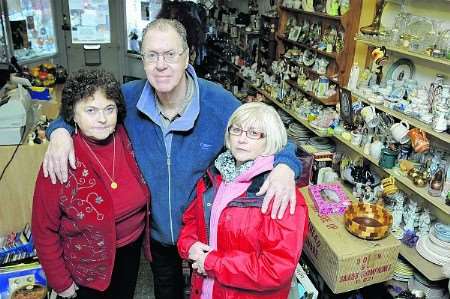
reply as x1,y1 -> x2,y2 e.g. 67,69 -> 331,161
257,164 -> 296,219
43,128 -> 76,184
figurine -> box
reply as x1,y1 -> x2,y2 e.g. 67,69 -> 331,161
403,200 -> 418,232
417,209 -> 431,237
391,193 -> 404,232
371,46 -> 388,85
360,0 -> 386,36
27,132 -> 36,146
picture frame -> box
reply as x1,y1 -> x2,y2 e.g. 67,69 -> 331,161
308,183 -> 350,216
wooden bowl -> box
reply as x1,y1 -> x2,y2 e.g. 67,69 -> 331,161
344,203 -> 392,240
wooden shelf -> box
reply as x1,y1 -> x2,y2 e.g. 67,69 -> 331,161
351,89 -> 450,144
399,243 -> 445,281
333,134 -> 450,216
257,83 -> 450,215
280,6 -> 341,21
287,59 -> 339,85
279,35 -> 337,59
285,79 -> 337,105
243,81 -> 330,138
355,37 -> 450,68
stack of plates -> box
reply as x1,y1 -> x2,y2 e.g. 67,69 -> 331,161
278,109 -> 294,126
407,272 -> 449,299
308,137 -> 335,152
392,258 -> 414,282
288,123 -> 312,146
416,224 -> 450,266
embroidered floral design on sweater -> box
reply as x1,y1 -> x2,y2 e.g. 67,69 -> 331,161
61,160 -> 105,221
58,159 -> 110,283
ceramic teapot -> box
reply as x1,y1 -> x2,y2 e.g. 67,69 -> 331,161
390,120 -> 410,144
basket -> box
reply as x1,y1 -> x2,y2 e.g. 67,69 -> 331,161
344,203 -> 392,240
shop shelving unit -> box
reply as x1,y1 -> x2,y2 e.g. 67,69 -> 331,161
276,0 -> 363,87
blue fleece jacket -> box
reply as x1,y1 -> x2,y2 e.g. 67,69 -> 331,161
47,67 -> 301,245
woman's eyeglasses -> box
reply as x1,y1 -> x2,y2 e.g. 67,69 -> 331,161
228,125 -> 265,140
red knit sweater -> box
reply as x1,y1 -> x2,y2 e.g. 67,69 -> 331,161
32,125 -> 150,292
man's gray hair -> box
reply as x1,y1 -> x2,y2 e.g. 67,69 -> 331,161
141,18 -> 189,50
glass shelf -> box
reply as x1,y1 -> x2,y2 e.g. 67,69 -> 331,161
356,37 -> 450,67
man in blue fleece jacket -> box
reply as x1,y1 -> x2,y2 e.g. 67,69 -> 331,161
43,19 -> 301,299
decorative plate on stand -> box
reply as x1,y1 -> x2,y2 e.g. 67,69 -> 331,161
386,58 -> 415,82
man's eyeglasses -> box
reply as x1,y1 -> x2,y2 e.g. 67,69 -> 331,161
228,125 -> 265,140
141,48 -> 186,64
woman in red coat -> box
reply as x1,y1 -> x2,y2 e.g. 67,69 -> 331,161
32,70 -> 150,299
178,102 -> 308,299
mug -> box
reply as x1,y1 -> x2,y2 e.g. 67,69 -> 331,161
351,130 -> 363,146
379,148 -> 398,169
390,121 -> 410,144
361,105 -> 379,128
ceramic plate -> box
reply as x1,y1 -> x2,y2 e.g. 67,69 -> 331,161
386,58 -> 415,82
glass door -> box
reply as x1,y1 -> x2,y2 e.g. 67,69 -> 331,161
61,0 -> 122,79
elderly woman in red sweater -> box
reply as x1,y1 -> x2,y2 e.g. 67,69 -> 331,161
178,102 -> 309,299
32,69 -> 149,299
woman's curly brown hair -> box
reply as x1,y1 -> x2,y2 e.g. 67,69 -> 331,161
60,69 -> 126,125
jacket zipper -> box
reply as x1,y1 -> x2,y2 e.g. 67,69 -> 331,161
167,153 -> 175,243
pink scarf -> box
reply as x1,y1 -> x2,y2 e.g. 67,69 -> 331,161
201,155 -> 274,299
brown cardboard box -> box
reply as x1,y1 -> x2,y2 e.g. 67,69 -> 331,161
300,186 -> 400,294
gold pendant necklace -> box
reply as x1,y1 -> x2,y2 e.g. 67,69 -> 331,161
81,134 -> 118,189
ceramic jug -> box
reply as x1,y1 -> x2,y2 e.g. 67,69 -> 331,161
369,139 -> 383,161
390,121 -> 410,144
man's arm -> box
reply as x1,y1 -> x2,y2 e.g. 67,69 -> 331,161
44,117 -> 76,184
257,140 -> 302,219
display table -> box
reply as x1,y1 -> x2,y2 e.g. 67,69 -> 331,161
299,186 -> 401,294
0,87 -> 61,235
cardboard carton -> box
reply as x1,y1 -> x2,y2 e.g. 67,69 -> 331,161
300,186 -> 400,294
